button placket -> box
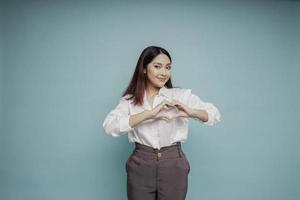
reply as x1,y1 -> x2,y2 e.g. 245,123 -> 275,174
152,95 -> 160,109
154,147 -> 162,161
156,151 -> 162,160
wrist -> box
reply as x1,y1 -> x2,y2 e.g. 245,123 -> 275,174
144,110 -> 154,120
190,108 -> 209,122
189,108 -> 198,118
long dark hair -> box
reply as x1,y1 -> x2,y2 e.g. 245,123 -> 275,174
122,46 -> 177,106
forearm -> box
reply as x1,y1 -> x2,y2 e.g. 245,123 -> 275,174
190,108 -> 208,122
129,110 -> 153,128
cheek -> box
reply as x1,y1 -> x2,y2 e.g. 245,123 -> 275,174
148,66 -> 155,73
147,71 -> 158,81
149,69 -> 159,77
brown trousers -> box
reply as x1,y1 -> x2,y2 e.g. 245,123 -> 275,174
126,142 -> 190,200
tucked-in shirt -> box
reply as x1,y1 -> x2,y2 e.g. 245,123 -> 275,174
102,86 -> 221,150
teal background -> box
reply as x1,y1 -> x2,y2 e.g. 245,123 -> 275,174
1,0 -> 299,199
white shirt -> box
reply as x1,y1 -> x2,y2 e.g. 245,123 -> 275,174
102,86 -> 221,150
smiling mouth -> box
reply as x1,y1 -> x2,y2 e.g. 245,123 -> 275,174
157,78 -> 167,82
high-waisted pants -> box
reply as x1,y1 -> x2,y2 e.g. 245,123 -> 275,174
126,142 -> 190,200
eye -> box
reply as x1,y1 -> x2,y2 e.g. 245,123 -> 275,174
154,65 -> 160,68
167,66 -> 172,70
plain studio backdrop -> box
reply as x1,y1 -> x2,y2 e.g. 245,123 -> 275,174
0,0 -> 299,200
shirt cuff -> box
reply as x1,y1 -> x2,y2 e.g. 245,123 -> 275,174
119,115 -> 134,132
201,107 -> 221,126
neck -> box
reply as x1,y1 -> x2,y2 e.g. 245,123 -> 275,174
146,84 -> 160,97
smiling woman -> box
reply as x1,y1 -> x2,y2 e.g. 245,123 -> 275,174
102,46 -> 221,200
145,54 -> 172,89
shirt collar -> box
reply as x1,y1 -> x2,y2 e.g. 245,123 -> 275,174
143,86 -> 171,109
158,85 -> 170,97
145,85 -> 170,98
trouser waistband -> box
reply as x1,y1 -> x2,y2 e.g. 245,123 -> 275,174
133,142 -> 183,160
134,142 -> 181,153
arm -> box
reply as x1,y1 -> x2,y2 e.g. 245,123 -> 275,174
102,96 -> 163,137
129,99 -> 174,127
102,97 -> 135,137
190,108 -> 209,123
129,110 -> 153,128
184,89 -> 221,126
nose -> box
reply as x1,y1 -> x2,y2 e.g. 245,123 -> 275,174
160,68 -> 167,76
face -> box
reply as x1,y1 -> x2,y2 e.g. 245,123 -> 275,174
144,53 -> 172,88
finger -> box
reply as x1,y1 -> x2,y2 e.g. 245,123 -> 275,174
176,104 -> 186,111
174,106 -> 183,111
174,115 -> 186,118
173,100 -> 184,107
163,104 -> 172,109
165,103 -> 174,108
174,102 -> 183,107
163,105 -> 175,111
174,111 -> 188,118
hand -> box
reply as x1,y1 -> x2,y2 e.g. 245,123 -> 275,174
170,99 -> 193,119
150,100 -> 175,121
150,99 -> 192,121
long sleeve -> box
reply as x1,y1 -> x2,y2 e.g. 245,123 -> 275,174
182,89 -> 222,126
102,97 -> 134,137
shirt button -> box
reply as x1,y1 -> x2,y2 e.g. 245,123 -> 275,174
157,152 -> 162,157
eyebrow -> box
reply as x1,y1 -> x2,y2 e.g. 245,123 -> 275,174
153,62 -> 171,65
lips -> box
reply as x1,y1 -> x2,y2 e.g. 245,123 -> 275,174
157,78 -> 167,82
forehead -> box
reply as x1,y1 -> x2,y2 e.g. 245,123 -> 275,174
151,54 -> 171,64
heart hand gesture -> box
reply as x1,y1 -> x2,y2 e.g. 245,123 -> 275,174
150,99 -> 192,121
170,99 -> 193,118
149,100 -> 174,121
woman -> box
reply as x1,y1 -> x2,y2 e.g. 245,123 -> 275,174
102,46 -> 221,200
